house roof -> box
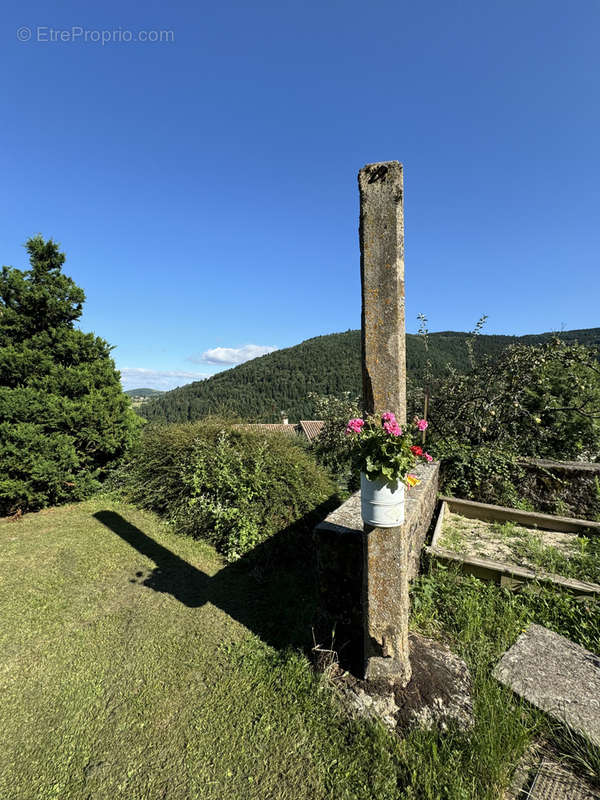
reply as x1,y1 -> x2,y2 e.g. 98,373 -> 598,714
235,421 -> 325,441
299,420 -> 325,442
239,423 -> 298,437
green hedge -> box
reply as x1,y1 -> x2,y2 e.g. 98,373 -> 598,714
116,420 -> 337,561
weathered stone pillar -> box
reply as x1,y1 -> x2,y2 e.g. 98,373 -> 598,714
359,161 -> 411,685
359,161 -> 407,425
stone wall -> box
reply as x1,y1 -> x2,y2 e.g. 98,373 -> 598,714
520,459 -> 600,521
313,461 -> 439,670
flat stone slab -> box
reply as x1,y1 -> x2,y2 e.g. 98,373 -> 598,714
494,624 -> 600,743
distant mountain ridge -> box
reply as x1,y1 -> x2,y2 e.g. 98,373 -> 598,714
125,388 -> 164,398
140,327 -> 600,424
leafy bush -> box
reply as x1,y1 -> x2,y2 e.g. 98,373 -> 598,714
435,439 -> 527,507
309,392 -> 362,493
110,422 -> 202,513
118,419 -> 338,560
0,236 -> 140,515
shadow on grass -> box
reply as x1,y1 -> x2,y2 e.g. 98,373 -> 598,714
94,499 -> 338,653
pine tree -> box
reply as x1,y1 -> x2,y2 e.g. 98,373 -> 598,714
0,235 -> 140,514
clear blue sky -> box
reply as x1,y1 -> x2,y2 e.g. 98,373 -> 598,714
2,0 -> 599,390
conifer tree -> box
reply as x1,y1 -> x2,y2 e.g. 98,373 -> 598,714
0,236 -> 140,514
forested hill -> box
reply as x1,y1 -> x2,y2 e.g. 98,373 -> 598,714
141,328 -> 600,424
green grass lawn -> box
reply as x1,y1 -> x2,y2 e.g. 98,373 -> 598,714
2,497 -> 599,799
0,497 -> 399,800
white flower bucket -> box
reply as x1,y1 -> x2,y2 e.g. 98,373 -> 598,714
360,473 -> 405,527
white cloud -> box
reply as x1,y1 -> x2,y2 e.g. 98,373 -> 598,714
119,367 -> 209,392
189,344 -> 277,365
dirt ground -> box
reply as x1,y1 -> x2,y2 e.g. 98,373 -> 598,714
438,511 -> 580,571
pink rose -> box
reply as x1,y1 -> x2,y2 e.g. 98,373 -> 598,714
416,419 -> 428,432
424,452 -> 433,462
381,411 -> 396,424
